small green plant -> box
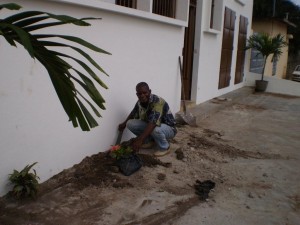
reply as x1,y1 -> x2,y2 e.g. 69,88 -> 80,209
110,145 -> 133,160
8,162 -> 40,199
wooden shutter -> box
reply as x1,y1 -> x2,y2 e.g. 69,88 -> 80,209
234,16 -> 248,84
219,7 -> 236,89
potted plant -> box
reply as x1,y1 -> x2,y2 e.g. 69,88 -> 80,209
246,33 -> 287,92
110,144 -> 143,176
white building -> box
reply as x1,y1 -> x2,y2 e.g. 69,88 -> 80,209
0,0 -> 253,196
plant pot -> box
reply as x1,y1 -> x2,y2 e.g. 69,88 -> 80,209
255,80 -> 268,92
116,154 -> 143,176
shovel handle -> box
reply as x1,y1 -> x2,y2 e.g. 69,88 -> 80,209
179,56 -> 187,114
115,130 -> 123,145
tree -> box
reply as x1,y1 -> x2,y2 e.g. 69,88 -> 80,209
0,3 -> 110,131
246,33 -> 287,81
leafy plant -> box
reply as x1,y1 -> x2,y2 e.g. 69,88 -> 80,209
0,3 -> 111,131
110,144 -> 133,160
246,33 -> 287,81
8,162 -> 40,199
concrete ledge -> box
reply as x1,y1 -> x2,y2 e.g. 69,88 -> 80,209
245,72 -> 300,97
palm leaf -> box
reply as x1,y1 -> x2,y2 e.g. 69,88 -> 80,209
1,23 -> 35,57
50,50 -> 109,89
0,3 -> 21,10
246,33 -> 287,80
34,34 -> 111,56
77,98 -> 99,128
38,41 -> 108,78
0,7 -> 110,131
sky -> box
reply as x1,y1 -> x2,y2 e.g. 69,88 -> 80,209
290,0 -> 300,6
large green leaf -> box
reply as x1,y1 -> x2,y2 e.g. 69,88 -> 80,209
50,50 -> 108,89
34,34 -> 111,56
3,11 -> 44,23
1,23 -> 35,57
0,7 -> 110,131
0,3 -> 21,10
37,41 -> 108,77
77,98 -> 99,128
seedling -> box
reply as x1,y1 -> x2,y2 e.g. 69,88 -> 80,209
9,162 -> 40,199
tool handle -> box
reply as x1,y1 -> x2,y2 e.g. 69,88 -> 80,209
178,56 -> 187,114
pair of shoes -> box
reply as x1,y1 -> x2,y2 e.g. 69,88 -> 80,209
153,144 -> 171,157
141,141 -> 155,149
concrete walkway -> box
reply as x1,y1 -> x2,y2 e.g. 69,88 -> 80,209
176,87 -> 300,225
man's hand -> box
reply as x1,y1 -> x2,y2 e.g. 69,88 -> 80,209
131,137 -> 143,152
118,122 -> 127,131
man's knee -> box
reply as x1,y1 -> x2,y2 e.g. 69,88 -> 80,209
152,126 -> 161,136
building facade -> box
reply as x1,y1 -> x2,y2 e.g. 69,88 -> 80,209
0,0 -> 253,195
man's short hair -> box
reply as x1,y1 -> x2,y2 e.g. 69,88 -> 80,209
136,82 -> 149,90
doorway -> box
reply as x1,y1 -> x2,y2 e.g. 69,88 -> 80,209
182,0 -> 197,100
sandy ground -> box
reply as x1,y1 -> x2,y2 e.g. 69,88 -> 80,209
0,87 -> 300,225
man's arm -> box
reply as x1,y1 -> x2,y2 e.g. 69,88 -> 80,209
118,103 -> 138,131
131,122 -> 156,151
118,114 -> 133,131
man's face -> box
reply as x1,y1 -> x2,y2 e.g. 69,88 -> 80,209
136,86 -> 151,104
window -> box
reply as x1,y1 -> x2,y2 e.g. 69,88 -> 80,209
249,49 -> 264,74
152,0 -> 176,18
205,0 -> 223,32
210,0 -> 215,28
116,0 -> 137,9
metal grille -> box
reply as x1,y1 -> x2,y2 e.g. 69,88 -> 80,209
116,0 -> 137,9
152,0 -> 176,18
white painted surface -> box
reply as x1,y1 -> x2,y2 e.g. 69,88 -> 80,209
191,0 -> 253,104
245,72 -> 300,96
0,0 -> 184,195
50,0 -> 189,26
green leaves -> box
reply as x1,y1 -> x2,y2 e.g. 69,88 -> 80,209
0,3 -> 21,10
246,33 -> 287,58
246,33 -> 287,80
8,162 -> 40,200
0,3 -> 110,131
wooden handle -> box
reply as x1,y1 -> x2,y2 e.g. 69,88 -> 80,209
178,56 -> 187,113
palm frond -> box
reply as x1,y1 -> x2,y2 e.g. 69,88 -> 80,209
0,4 -> 110,131
246,33 -> 287,80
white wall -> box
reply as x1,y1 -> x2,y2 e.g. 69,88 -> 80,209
0,0 -> 184,196
192,0 -> 253,104
245,72 -> 300,96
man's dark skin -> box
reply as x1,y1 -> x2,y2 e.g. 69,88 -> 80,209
118,85 -> 156,152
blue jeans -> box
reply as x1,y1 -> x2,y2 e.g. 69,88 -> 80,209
126,119 -> 176,150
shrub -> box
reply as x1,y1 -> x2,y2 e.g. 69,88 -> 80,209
8,162 -> 40,199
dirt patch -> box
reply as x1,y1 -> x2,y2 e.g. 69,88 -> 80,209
123,197 -> 200,225
178,129 -> 282,162
0,122 -> 293,224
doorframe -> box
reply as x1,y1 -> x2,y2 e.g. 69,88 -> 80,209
182,0 -> 197,100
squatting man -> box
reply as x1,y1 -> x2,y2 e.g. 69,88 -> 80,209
118,82 -> 177,157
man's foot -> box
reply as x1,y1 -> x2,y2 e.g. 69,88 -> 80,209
141,141 -> 155,149
153,144 -> 171,157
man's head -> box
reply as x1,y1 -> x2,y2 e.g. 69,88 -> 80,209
136,82 -> 151,104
